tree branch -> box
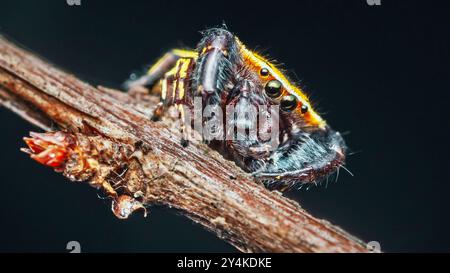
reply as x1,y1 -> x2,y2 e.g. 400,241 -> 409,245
0,36 -> 369,253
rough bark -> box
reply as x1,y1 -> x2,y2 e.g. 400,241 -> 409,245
0,36 -> 369,253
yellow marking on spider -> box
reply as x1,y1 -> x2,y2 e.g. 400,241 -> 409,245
177,59 -> 191,100
171,49 -> 198,59
201,46 -> 212,55
179,58 -> 191,78
161,79 -> 168,100
178,81 -> 185,100
148,53 -> 169,75
172,79 -> 178,100
148,49 -> 197,75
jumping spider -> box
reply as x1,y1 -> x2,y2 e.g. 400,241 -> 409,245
126,27 -> 347,189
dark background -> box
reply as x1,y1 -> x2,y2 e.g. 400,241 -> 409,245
0,0 -> 449,252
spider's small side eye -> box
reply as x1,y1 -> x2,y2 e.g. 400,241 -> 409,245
280,95 -> 298,112
301,104 -> 308,114
260,68 -> 269,77
265,80 -> 282,98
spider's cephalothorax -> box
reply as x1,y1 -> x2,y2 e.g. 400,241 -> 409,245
126,28 -> 347,189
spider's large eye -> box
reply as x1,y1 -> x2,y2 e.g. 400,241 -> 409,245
280,95 -> 298,112
265,80 -> 282,98
260,68 -> 269,77
301,104 -> 308,114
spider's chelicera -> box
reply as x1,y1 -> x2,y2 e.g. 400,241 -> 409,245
126,27 -> 347,189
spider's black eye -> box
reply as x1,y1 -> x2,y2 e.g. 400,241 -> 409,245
265,80 -> 282,98
280,95 -> 298,112
260,68 -> 269,77
301,104 -> 308,114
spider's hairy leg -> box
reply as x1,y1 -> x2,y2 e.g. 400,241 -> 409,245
155,56 -> 196,147
151,56 -> 194,119
125,49 -> 197,147
124,49 -> 198,92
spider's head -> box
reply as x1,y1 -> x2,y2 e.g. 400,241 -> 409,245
195,28 -> 347,189
233,36 -> 347,188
